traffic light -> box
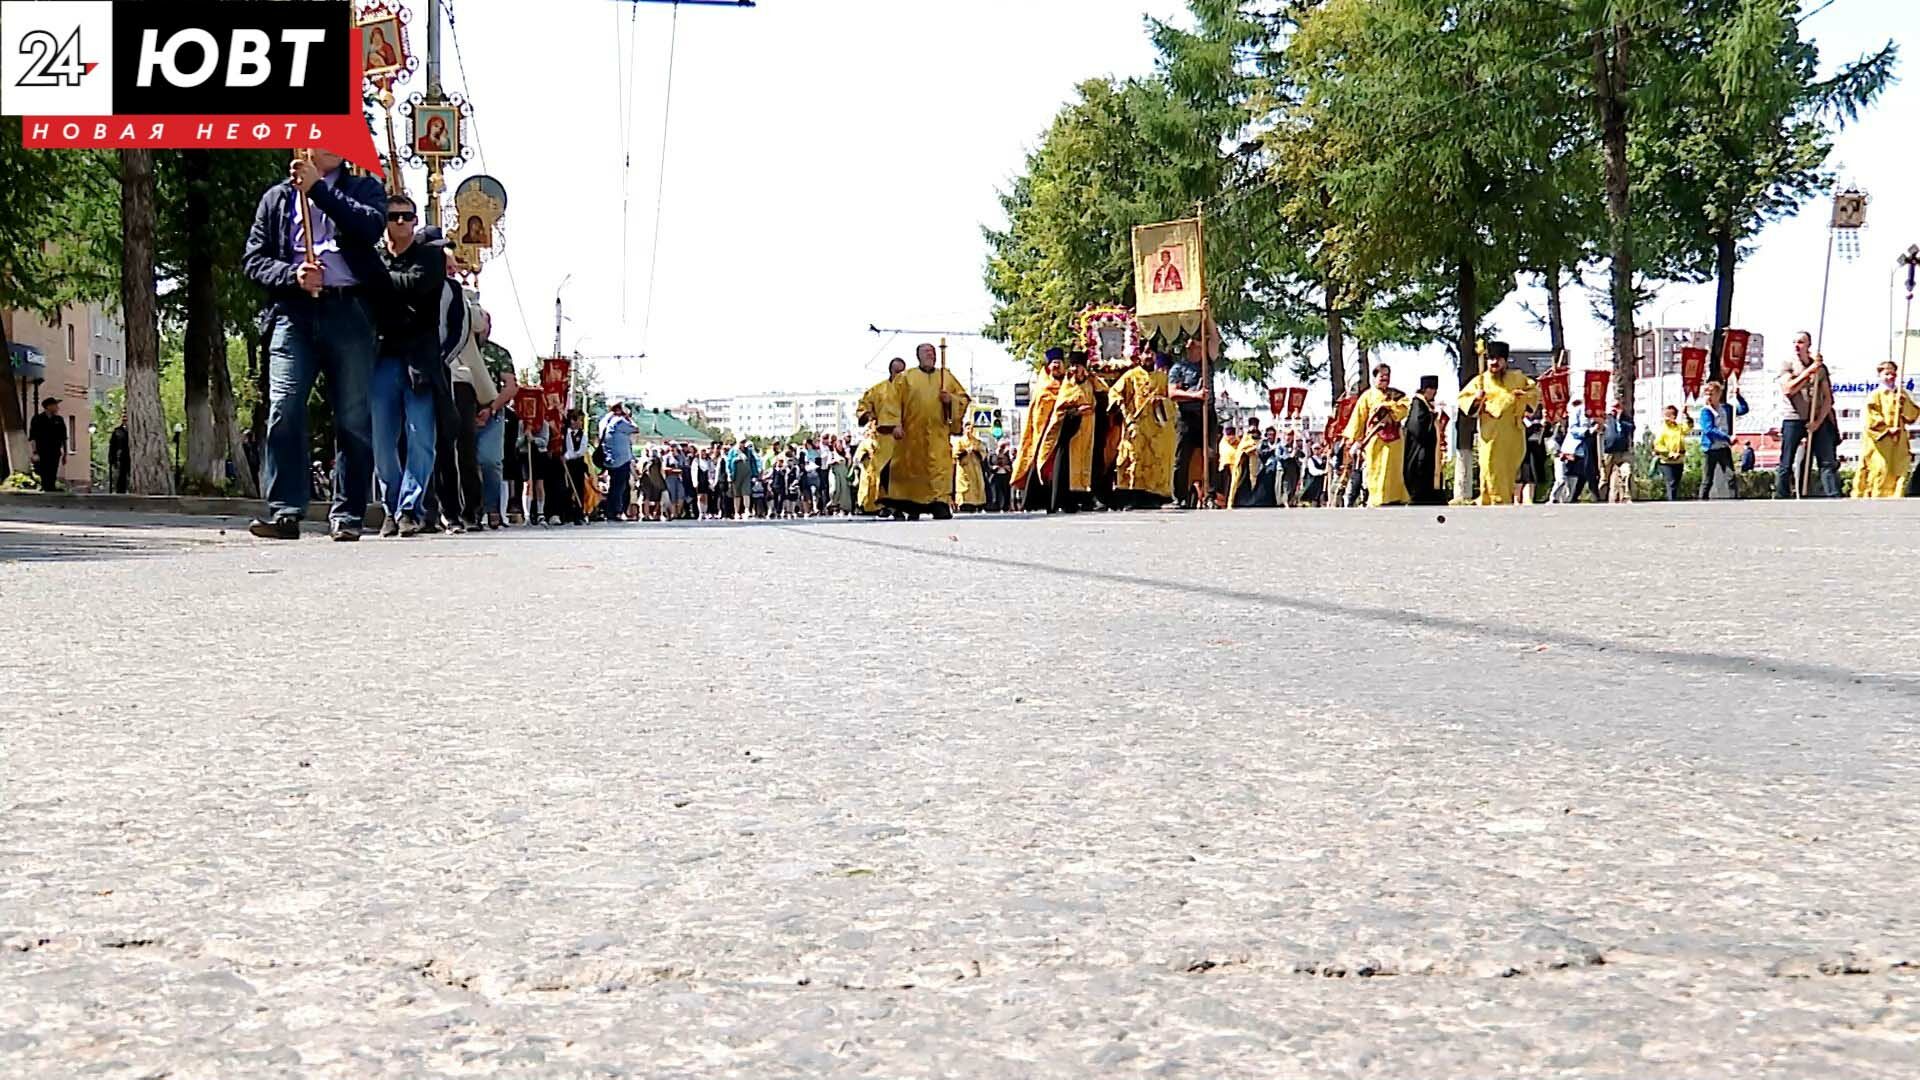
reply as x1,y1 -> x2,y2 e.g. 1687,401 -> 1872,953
990,409 -> 1005,439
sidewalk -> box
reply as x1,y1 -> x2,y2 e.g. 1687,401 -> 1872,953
0,491 -> 260,518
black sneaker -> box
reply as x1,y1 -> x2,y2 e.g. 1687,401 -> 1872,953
398,512 -> 424,537
378,516 -> 400,538
248,516 -> 301,541
329,522 -> 362,542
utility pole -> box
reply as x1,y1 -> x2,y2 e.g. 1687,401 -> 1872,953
424,0 -> 444,224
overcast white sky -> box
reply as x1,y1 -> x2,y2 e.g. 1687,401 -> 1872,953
389,0 -> 1917,411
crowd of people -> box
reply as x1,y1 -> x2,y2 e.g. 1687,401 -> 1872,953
234,149 -> 1914,539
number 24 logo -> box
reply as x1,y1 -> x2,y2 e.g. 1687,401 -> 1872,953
16,28 -> 92,88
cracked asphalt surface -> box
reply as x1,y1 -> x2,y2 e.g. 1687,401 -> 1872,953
2,499 -> 1917,1078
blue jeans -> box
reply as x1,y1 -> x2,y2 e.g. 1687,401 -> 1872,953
1775,418 -> 1840,497
476,410 -> 506,515
370,355 -> 439,517
604,462 -> 633,519
262,295 -> 376,525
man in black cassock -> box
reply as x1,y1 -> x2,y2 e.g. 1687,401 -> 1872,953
1403,374 -> 1444,506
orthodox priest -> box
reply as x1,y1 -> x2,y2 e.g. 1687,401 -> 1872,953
1011,350 -> 1066,510
882,343 -> 971,520
1037,352 -> 1099,513
1342,363 -> 1411,507
855,357 -> 906,514
1854,360 -> 1918,498
1110,352 -> 1176,508
1456,341 -> 1539,505
1402,374 -> 1445,505
953,429 -> 989,511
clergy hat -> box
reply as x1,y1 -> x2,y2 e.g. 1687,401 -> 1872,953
1067,350 -> 1090,366
1418,375 -> 1439,391
1153,351 -> 1174,368
1044,347 -> 1065,363
1484,340 -> 1510,360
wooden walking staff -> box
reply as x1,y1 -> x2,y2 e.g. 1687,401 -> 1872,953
1802,189 -> 1867,496
296,149 -> 322,297
1897,245 -> 1920,459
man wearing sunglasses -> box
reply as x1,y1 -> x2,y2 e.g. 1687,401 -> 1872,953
242,149 -> 388,540
368,194 -> 448,536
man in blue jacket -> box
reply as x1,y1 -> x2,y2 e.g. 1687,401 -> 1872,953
241,150 -> 388,540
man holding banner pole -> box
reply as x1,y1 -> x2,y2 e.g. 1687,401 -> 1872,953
243,149 -> 389,541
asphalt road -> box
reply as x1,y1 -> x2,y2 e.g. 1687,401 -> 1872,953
2,500 -> 1916,1078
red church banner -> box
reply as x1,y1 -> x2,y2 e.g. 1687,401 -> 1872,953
1722,329 -> 1751,380
1285,386 -> 1308,417
1680,346 -> 1708,399
1583,370 -> 1611,419
1269,387 -> 1286,416
1538,368 -> 1571,423
514,386 -> 544,431
1327,393 -> 1359,441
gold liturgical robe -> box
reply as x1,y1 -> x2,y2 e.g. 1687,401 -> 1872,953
887,365 -> 970,507
1038,375 -> 1098,493
1457,370 -> 1539,505
856,376 -> 903,513
1342,387 -> 1412,507
1855,386 -> 1918,499
1012,377 -> 1060,489
953,432 -> 988,508
1112,366 -> 1174,499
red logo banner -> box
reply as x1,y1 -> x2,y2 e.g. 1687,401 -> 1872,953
1538,368 -> 1571,424
1285,386 -> 1308,418
1268,387 -> 1286,417
1680,346 -> 1708,399
1583,370 -> 1611,419
1723,329 -> 1751,380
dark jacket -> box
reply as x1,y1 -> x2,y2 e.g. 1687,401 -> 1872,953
28,411 -> 66,454
242,168 -> 389,305
375,235 -> 448,363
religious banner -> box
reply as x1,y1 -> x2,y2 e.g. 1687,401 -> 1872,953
1583,369 -> 1611,419
452,173 -> 507,273
1268,388 -> 1287,417
1680,346 -> 1708,399
1078,304 -> 1142,371
514,385 -> 545,431
1285,386 -> 1308,418
1723,329 -> 1751,379
540,356 -> 571,420
1326,393 -> 1359,441
1131,217 -> 1206,343
1538,367 -> 1571,423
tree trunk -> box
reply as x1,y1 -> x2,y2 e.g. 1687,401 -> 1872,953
1452,256 -> 1478,505
182,150 -> 220,491
120,150 -> 171,495
247,328 -> 268,448
1593,24 -> 1637,418
1356,338 -> 1370,381
1325,287 -> 1346,405
1544,262 -> 1567,360
209,298 -> 257,498
1708,221 -> 1736,384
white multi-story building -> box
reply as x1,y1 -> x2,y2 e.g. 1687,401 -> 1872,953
678,391 -> 865,440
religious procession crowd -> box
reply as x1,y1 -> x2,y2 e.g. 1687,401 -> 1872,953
232,153 -> 1912,537
845,329 -> 1920,520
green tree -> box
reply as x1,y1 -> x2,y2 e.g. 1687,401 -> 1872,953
1288,0 -> 1581,498
1637,0 -> 1894,379
0,122 -> 118,474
